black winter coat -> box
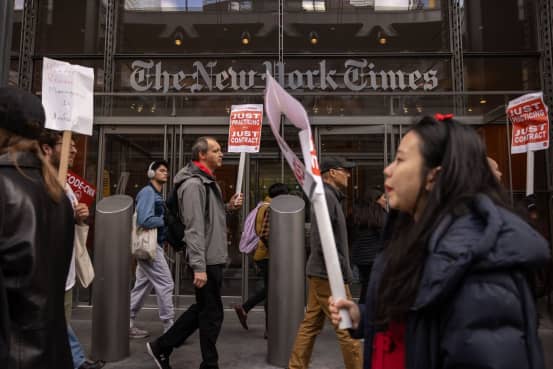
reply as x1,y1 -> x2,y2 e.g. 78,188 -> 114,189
354,194 -> 549,369
0,152 -> 74,369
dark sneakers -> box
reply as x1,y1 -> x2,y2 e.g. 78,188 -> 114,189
78,360 -> 105,369
233,304 -> 248,330
146,341 -> 172,369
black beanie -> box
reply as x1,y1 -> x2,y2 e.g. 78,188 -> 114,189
0,87 -> 46,139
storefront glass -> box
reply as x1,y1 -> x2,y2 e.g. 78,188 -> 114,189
35,0 -> 106,54
284,0 -> 450,52
117,0 -> 278,54
462,0 -> 537,52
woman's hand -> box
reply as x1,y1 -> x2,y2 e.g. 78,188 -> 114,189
329,296 -> 361,329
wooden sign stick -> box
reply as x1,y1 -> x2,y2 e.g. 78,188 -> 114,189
57,130 -> 72,185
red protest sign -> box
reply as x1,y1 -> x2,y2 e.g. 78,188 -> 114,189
228,104 -> 263,153
507,92 -> 550,154
66,170 -> 96,206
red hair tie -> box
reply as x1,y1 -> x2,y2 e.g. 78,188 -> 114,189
434,113 -> 454,121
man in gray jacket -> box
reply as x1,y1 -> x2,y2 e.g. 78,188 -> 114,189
288,157 -> 362,369
147,136 -> 243,369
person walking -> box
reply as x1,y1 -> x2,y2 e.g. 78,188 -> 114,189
39,129 -> 104,369
233,182 -> 289,337
351,188 -> 387,304
288,157 -> 362,369
146,136 -> 243,369
0,86 -> 74,369
129,160 -> 175,338
329,115 -> 549,369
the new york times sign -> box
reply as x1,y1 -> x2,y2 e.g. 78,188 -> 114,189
129,59 -> 439,93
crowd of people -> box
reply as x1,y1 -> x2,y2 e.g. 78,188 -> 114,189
0,86 -> 550,369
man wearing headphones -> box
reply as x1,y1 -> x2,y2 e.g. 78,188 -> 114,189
129,160 -> 175,338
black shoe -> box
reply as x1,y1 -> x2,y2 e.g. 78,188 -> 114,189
233,304 -> 248,330
78,360 -> 105,369
147,341 -> 172,369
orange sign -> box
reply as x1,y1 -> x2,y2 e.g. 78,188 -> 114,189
228,104 -> 263,153
507,92 -> 550,154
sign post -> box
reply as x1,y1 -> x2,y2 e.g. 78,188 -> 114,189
227,104 -> 263,194
507,92 -> 550,196
264,72 -> 352,329
41,57 -> 94,186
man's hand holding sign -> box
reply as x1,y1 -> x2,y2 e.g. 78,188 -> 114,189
264,72 -> 352,329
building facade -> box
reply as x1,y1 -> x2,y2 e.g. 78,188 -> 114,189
8,0 -> 553,304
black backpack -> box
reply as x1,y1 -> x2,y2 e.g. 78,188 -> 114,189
165,179 -> 210,252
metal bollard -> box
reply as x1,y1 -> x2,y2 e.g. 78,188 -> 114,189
267,195 -> 305,367
91,195 -> 133,361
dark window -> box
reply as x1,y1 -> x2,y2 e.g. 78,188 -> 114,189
117,0 -> 278,54
284,0 -> 450,53
462,0 -> 537,52
35,0 -> 106,54
464,57 -> 540,90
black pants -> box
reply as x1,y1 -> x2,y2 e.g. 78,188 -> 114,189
242,259 -> 268,330
157,264 -> 224,369
357,263 -> 373,305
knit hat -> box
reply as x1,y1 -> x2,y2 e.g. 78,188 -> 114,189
0,87 -> 46,139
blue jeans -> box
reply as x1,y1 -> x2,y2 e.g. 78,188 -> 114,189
68,325 -> 86,369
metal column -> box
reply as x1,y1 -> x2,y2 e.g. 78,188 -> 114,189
91,195 -> 133,361
0,0 -> 14,86
267,195 -> 305,367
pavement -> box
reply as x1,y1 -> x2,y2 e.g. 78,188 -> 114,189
72,303 -> 553,369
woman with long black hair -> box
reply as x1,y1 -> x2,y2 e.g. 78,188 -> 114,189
330,116 -> 549,369
351,188 -> 386,304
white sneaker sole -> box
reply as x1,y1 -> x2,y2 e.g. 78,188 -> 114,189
146,342 -> 164,369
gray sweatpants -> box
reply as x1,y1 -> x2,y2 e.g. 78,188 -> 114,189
130,245 -> 175,323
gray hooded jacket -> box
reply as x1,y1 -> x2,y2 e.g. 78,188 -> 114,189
174,162 -> 228,272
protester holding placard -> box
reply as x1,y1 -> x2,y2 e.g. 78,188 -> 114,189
39,129 -> 104,369
329,116 -> 548,369
0,87 -> 74,369
147,137 -> 243,369
288,156 -> 362,369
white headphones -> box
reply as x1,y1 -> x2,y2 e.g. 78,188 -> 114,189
147,161 -> 156,179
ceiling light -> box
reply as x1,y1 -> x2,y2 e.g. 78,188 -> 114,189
479,97 -> 487,104
309,31 -> 319,45
377,31 -> 387,45
174,31 -> 183,46
241,31 -> 251,45
468,107 -> 473,112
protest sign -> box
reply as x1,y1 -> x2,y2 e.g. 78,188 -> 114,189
507,92 -> 550,196
228,104 -> 263,153
41,57 -> 94,184
507,92 -> 549,154
264,72 -> 351,329
228,104 -> 263,195
67,170 -> 96,207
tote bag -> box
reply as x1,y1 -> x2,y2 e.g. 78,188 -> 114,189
75,224 -> 95,288
131,212 -> 157,261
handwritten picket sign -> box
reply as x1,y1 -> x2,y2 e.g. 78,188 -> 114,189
42,57 -> 94,136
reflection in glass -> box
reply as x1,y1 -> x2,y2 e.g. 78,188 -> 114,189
118,1 -> 276,53
284,0 -> 449,52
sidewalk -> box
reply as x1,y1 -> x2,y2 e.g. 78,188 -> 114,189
72,305 -> 553,369
72,306 -> 344,369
